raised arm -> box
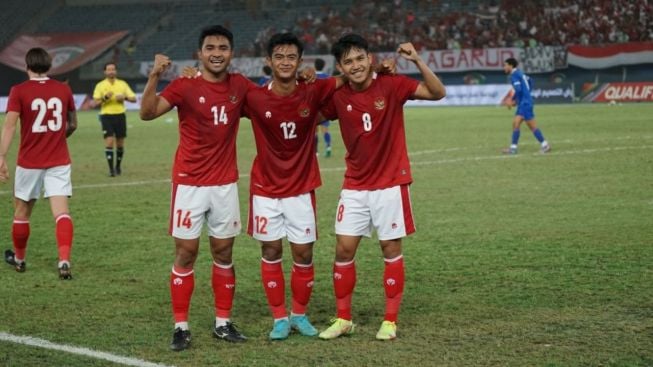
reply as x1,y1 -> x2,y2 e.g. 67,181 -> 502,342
140,54 -> 174,121
397,43 -> 446,100
0,111 -> 19,182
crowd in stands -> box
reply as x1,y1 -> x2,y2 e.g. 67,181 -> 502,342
248,0 -> 653,56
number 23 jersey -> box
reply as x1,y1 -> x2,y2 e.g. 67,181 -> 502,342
322,73 -> 418,190
6,78 -> 75,169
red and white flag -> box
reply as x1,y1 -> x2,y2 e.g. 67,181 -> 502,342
567,42 -> 653,69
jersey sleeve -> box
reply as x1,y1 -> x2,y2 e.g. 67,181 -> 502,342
320,98 -> 337,121
394,75 -> 420,103
159,78 -> 184,107
124,81 -> 136,99
92,82 -> 103,100
316,77 -> 337,105
511,74 -> 522,102
6,86 -> 21,113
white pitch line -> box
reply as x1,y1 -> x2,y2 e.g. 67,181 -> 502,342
0,332 -> 175,367
1,144 -> 651,196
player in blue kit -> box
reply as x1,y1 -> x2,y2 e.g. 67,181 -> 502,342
502,58 -> 551,154
314,58 -> 332,157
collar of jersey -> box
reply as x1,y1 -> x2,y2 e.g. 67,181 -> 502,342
267,80 -> 299,90
30,77 -> 50,81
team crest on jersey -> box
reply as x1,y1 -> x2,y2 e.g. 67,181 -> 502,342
265,111 -> 272,118
199,96 -> 205,104
298,105 -> 310,118
229,95 -> 238,104
347,104 -> 352,112
374,97 -> 385,110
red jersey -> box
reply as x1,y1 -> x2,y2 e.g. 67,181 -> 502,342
6,78 -> 75,169
322,74 -> 418,190
160,74 -> 254,186
244,78 -> 336,198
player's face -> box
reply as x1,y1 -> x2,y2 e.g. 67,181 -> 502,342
104,64 -> 117,79
503,62 -> 512,74
337,47 -> 372,86
267,44 -> 301,82
199,35 -> 233,77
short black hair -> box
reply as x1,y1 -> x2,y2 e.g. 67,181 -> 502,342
262,65 -> 272,75
505,58 -> 518,68
331,34 -> 369,63
104,62 -> 116,70
25,48 -> 51,74
199,24 -> 234,50
314,58 -> 325,71
266,33 -> 303,57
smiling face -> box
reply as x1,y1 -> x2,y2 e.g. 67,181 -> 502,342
266,44 -> 301,83
198,35 -> 232,80
336,47 -> 373,88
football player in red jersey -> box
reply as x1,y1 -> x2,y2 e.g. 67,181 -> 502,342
318,34 -> 446,341
140,25 -> 253,351
242,33 -> 345,340
0,47 -> 78,280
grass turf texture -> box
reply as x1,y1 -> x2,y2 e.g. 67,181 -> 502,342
0,104 -> 651,366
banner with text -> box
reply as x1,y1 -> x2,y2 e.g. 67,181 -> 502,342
584,82 -> 653,102
0,32 -> 129,75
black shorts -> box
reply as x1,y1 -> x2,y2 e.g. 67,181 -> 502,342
100,113 -> 127,138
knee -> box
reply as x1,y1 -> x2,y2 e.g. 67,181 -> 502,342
261,246 -> 282,262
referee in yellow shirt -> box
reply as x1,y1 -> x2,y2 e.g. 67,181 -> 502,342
92,62 -> 136,177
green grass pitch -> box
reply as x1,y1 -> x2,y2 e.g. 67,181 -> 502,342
0,103 -> 652,366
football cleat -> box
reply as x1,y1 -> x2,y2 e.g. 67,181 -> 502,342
115,166 -> 122,176
5,249 -> 26,273
375,320 -> 397,341
289,315 -> 318,336
501,147 -> 518,155
58,262 -> 72,280
319,318 -> 354,340
170,328 -> 191,351
540,144 -> 552,154
109,168 -> 116,177
213,321 -> 247,343
268,319 -> 290,340
324,147 -> 332,158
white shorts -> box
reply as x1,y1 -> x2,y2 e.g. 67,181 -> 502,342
14,165 -> 72,201
169,183 -> 241,240
247,192 -> 317,244
334,185 -> 415,240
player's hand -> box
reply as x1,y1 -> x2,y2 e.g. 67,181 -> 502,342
375,58 -> 396,74
298,66 -> 317,83
0,158 -> 9,182
104,91 -> 113,100
151,54 -> 172,77
115,93 -> 125,102
397,42 -> 419,62
181,66 -> 199,79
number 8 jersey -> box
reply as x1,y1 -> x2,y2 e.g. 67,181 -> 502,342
321,73 -> 419,190
6,78 -> 75,168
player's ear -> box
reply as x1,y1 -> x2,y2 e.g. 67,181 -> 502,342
265,57 -> 272,68
368,52 -> 374,65
335,62 -> 344,75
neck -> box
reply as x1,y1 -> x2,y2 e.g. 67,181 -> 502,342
349,72 -> 374,92
27,70 -> 47,79
202,70 -> 227,83
270,78 -> 297,96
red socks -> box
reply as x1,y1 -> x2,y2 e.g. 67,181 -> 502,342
55,214 -> 73,262
12,218 -> 30,260
383,255 -> 405,322
261,259 -> 286,319
291,262 -> 314,314
170,265 -> 195,323
212,263 -> 235,319
333,260 -> 356,321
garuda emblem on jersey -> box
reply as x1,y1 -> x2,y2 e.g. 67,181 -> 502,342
374,97 -> 385,110
298,105 -> 310,118
229,95 -> 238,104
